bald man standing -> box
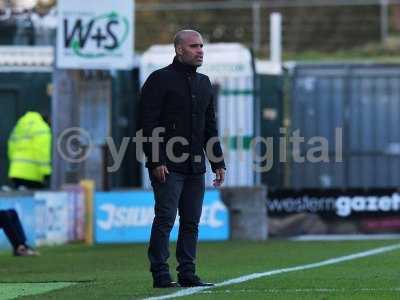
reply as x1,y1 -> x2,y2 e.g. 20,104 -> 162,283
140,30 -> 226,288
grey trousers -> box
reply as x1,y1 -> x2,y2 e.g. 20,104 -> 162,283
148,171 -> 205,278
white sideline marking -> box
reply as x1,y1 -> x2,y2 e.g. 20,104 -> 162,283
142,243 -> 400,300
291,234 -> 400,241
200,288 -> 400,294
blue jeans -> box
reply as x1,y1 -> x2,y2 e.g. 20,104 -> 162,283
0,209 -> 26,250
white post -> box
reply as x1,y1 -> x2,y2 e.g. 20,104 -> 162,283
133,0 -> 136,53
380,0 -> 389,44
252,1 -> 261,53
270,12 -> 282,66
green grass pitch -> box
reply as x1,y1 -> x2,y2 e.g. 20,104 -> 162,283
0,240 -> 399,299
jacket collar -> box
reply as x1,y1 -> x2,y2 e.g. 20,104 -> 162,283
172,56 -> 197,74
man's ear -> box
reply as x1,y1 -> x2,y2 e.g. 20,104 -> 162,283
176,45 -> 183,56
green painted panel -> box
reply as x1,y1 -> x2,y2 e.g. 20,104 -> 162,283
258,74 -> 284,188
0,90 -> 18,187
223,135 -> 253,150
220,89 -> 253,96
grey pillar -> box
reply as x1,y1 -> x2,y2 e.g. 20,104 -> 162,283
220,185 -> 268,241
51,69 -> 111,190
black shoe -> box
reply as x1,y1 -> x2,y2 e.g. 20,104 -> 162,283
153,274 -> 180,288
178,274 -> 214,287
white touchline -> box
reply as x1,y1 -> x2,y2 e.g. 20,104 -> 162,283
200,288 -> 400,294
141,243 -> 400,300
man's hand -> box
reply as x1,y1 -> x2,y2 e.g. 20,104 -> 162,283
152,165 -> 169,183
213,168 -> 225,187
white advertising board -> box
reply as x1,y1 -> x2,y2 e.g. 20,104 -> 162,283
34,192 -> 70,246
57,0 -> 134,70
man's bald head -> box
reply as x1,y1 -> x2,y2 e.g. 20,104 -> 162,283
173,30 -> 204,67
174,30 -> 202,48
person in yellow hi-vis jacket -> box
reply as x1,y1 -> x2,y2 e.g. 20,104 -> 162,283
8,111 -> 52,189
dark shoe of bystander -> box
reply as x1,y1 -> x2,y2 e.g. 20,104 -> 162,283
13,245 -> 40,257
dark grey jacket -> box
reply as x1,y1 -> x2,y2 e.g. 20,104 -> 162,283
139,56 -> 226,174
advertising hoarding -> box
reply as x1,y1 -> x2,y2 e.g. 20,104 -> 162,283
57,0 -> 134,70
95,190 -> 229,243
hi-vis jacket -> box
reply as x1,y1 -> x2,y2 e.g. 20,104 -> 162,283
8,111 -> 52,183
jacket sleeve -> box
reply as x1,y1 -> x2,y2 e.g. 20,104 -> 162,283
7,128 -> 16,161
32,122 -> 52,176
203,80 -> 226,173
139,71 -> 166,169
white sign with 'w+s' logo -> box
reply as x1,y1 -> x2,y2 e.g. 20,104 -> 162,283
56,0 -> 134,70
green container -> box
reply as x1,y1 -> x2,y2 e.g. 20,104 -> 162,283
258,74 -> 285,188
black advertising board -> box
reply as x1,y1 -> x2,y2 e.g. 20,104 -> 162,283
267,188 -> 400,218
267,189 -> 400,236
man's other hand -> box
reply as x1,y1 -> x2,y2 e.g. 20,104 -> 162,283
213,168 -> 225,187
152,165 -> 170,183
